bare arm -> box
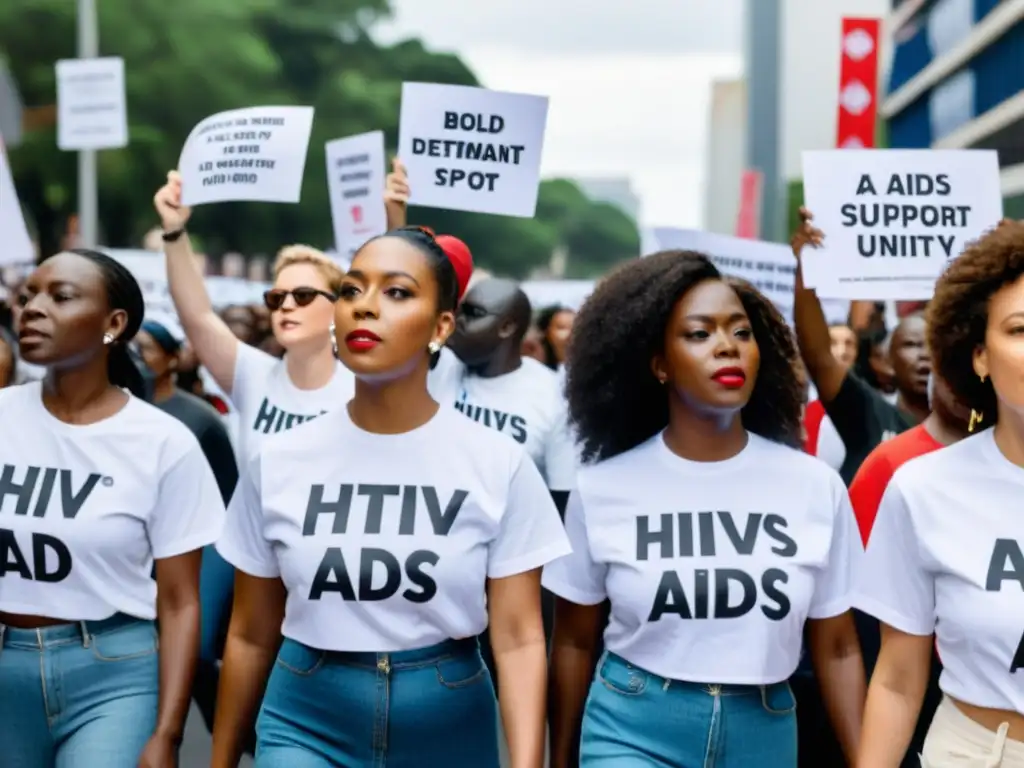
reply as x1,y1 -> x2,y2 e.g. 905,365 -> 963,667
384,157 -> 409,230
548,598 -> 604,768
151,551 -> 204,747
210,572 -> 286,768
153,171 -> 239,393
856,624 -> 933,768
792,207 -> 848,404
488,569 -> 548,768
809,611 -> 866,765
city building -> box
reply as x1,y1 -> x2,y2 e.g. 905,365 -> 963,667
883,0 -> 1024,217
703,78 -> 748,235
572,177 -> 642,224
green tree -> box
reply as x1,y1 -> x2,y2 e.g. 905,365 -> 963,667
0,0 -> 638,277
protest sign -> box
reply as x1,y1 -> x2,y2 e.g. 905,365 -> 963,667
55,57 -> 128,151
178,106 -> 314,206
325,131 -> 387,259
802,149 -> 1003,300
521,280 -> 595,312
398,82 -> 549,217
647,228 -> 851,327
0,141 -> 34,267
104,249 -> 182,338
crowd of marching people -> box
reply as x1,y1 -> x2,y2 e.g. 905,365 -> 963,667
0,158 -> 1020,768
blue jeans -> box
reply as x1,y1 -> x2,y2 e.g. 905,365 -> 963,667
0,614 -> 159,768
256,636 -> 500,767
581,652 -> 798,767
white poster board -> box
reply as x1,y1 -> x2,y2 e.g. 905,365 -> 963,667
325,131 -> 387,259
801,149 -> 1003,300
55,57 -> 128,151
0,141 -> 34,267
104,249 -> 182,338
647,228 -> 851,328
178,106 -> 315,206
398,82 -> 549,217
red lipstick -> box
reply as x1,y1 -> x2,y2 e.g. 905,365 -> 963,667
711,366 -> 746,389
345,329 -> 381,352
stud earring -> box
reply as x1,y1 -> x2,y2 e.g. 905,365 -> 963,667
329,323 -> 338,356
428,341 -> 441,354
103,333 -> 114,345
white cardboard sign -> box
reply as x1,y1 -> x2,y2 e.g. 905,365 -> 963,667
325,131 -> 387,259
398,82 -> 549,218
801,149 -> 1003,300
0,141 -> 34,267
178,106 -> 315,206
647,228 -> 851,328
55,57 -> 128,151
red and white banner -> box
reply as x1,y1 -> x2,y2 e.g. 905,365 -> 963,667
836,18 -> 881,149
735,169 -> 763,240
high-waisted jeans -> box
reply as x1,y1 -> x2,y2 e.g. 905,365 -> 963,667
256,635 -> 500,767
580,651 -> 798,767
921,696 -> 1024,767
0,613 -> 159,768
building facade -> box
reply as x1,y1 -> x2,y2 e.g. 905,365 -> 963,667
884,0 -> 1024,217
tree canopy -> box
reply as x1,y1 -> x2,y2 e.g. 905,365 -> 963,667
0,0 -> 639,277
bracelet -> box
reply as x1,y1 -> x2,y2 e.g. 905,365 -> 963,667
162,228 -> 186,243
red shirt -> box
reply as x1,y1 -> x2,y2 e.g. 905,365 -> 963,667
848,424 -> 942,547
803,399 -> 827,455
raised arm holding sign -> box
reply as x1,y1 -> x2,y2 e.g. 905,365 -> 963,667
177,106 -> 315,207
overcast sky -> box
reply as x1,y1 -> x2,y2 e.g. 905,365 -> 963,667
375,0 -> 745,228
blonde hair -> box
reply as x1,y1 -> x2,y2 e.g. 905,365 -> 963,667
272,245 -> 345,294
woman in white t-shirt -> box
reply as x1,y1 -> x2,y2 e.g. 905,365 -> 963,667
855,222 -> 1024,767
542,251 -> 865,768
152,171 -> 354,684
0,249 -> 225,767
211,226 -> 570,768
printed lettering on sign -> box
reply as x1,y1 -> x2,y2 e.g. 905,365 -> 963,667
453,396 -> 528,444
800,149 -> 1003,300
301,484 -> 468,603
178,105 -> 315,206
398,82 -> 549,217
251,397 -> 326,435
325,131 -> 387,258
0,464 -> 105,583
637,511 -> 798,622
984,539 -> 1024,673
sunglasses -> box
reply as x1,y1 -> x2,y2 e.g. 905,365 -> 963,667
263,287 -> 337,311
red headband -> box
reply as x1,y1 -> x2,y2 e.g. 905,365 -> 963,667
435,234 -> 474,301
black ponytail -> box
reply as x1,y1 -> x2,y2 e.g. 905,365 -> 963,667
67,249 -> 148,399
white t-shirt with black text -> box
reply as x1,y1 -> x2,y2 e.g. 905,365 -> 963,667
853,428 -> 1024,713
0,382 -> 225,621
230,343 -> 355,462
543,432 -> 856,684
217,405 -> 571,652
429,349 -> 576,491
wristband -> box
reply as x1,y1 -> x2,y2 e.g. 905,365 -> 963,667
162,228 -> 186,243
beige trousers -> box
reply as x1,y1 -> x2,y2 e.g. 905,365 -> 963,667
920,697 -> 1024,767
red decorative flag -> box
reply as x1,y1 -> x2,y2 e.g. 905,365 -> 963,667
836,18 -> 881,149
735,168 -> 763,240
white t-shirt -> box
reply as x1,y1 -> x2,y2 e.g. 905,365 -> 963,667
230,343 -> 355,462
429,349 -> 576,490
542,432 -> 856,684
853,429 -> 1024,713
0,382 -> 225,621
217,405 -> 571,652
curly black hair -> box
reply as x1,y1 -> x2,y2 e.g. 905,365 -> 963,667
927,221 -> 1024,425
565,250 -> 804,463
